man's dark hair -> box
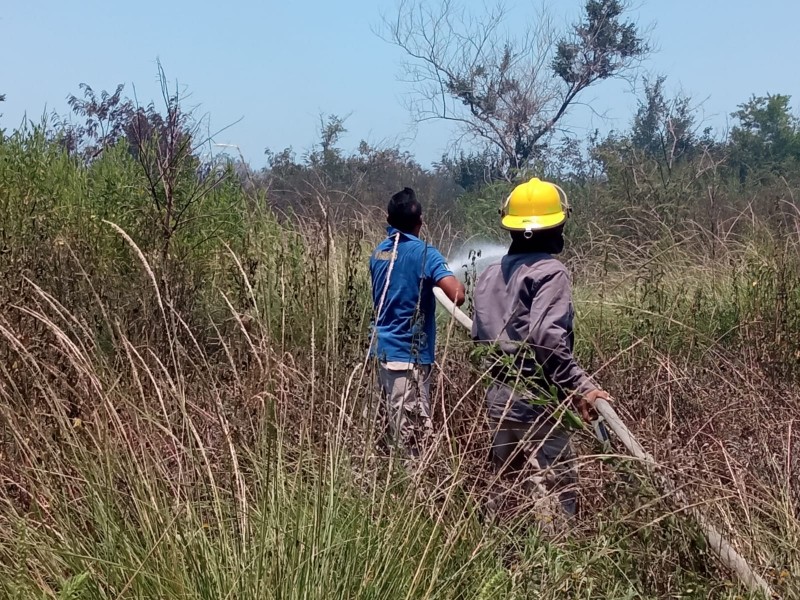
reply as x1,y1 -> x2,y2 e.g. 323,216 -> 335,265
387,187 -> 422,233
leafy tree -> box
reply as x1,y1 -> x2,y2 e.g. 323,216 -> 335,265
386,0 -> 648,176
729,94 -> 800,179
62,83 -> 132,159
630,76 -> 697,162
306,113 -> 349,178
585,77 -> 725,225
433,150 -> 504,191
592,78 -> 709,179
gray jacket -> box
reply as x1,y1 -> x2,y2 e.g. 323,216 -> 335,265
471,252 -> 597,422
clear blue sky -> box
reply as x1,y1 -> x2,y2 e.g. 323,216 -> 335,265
2,0 -> 799,168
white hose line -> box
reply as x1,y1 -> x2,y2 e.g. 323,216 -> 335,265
433,286 -> 776,598
434,286 -> 473,331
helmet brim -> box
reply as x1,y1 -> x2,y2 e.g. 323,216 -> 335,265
501,211 -> 566,232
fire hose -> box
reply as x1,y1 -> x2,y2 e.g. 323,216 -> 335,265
433,287 -> 776,598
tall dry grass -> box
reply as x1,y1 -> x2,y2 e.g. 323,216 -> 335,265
0,123 -> 798,598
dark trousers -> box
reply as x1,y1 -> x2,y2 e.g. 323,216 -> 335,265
490,417 -> 578,516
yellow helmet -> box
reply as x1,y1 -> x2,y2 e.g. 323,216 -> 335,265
500,177 -> 569,232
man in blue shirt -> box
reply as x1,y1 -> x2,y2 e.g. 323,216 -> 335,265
370,187 -> 465,456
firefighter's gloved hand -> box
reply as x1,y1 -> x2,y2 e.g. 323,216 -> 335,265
577,389 -> 611,422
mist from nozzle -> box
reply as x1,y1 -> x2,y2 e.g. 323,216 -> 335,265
447,239 -> 508,283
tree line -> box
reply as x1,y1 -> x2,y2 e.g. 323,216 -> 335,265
3,0 -> 800,246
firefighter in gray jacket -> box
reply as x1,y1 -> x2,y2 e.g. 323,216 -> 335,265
471,177 -> 610,517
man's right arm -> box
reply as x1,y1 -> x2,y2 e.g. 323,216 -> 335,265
527,270 -> 596,396
526,269 -> 612,418
436,275 -> 466,306
425,246 -> 466,306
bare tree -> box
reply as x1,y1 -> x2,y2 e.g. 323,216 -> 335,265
386,0 -> 649,176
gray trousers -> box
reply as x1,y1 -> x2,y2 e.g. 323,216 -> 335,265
490,417 -> 578,516
378,363 -> 432,456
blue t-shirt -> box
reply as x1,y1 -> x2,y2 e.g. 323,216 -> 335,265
370,227 -> 453,365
